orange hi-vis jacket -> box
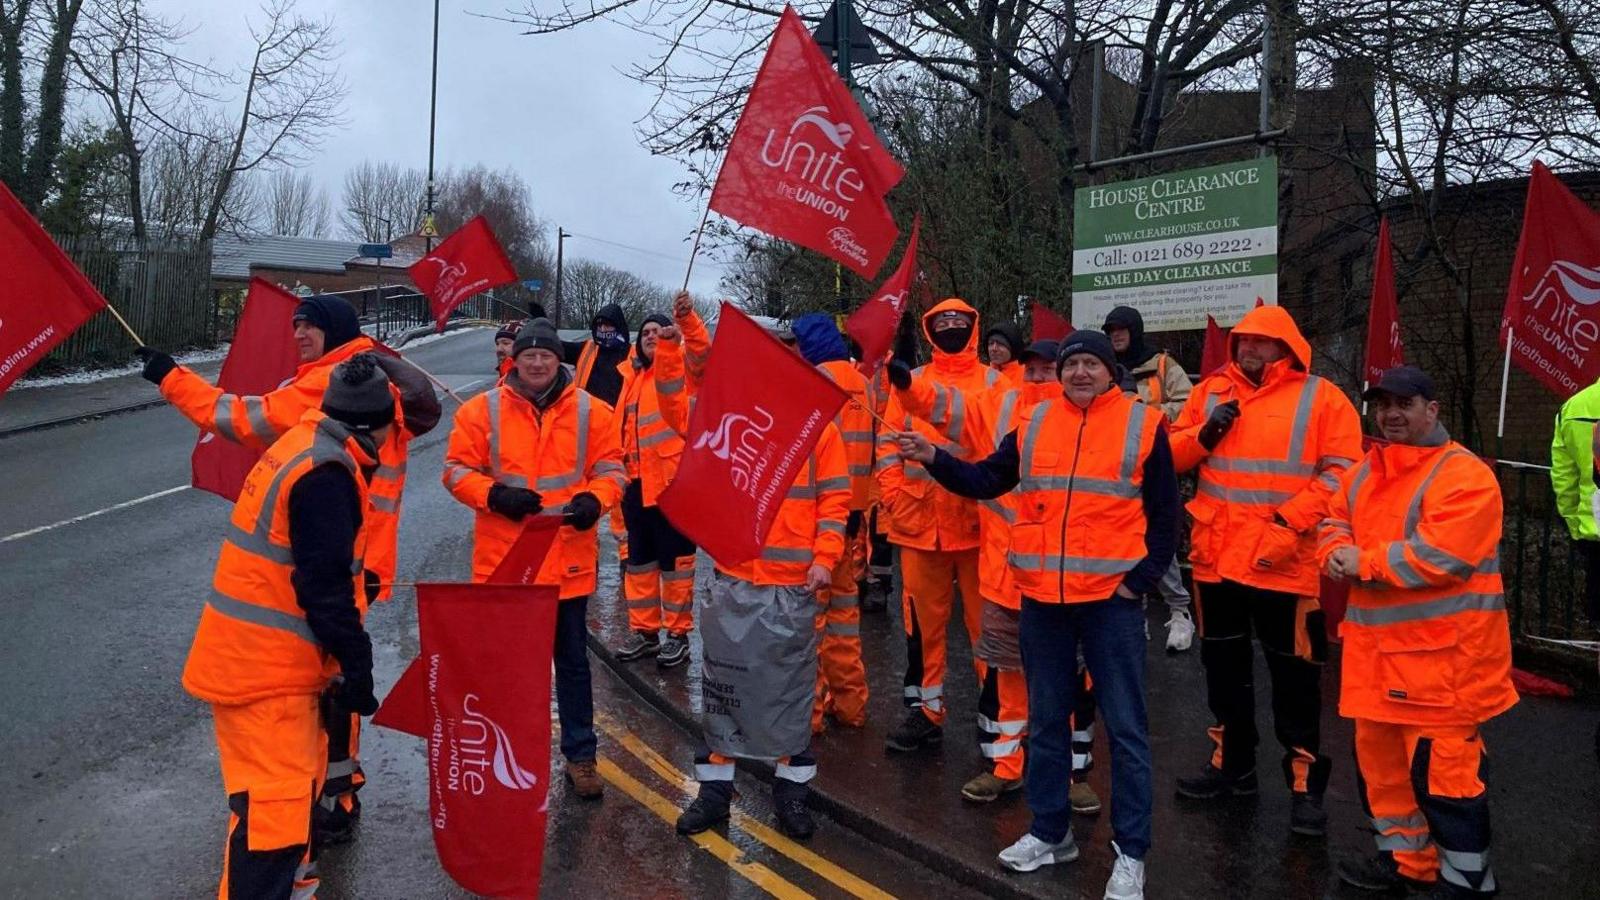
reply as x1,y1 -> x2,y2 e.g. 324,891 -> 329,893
618,311 -> 711,506
864,364 -> 891,507
1318,427 -> 1518,726
1010,390 -> 1164,603
1170,306 -> 1363,597
575,340 -> 636,388
653,331 -> 851,586
160,336 -> 413,597
876,298 -> 999,552
898,374 -> 1058,608
994,360 -> 1023,388
183,411 -> 374,705
816,359 -> 875,511
442,378 -> 627,598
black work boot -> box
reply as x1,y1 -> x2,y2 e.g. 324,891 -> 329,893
1175,764 -> 1258,800
773,779 -> 816,840
885,709 -> 943,752
676,780 -> 734,835
615,631 -> 659,662
1289,792 -> 1327,837
1336,852 -> 1423,893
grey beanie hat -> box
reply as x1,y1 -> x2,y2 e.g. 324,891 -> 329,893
322,352 -> 395,432
512,317 -> 564,359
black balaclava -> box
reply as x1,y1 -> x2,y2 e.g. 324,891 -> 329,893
930,311 -> 975,354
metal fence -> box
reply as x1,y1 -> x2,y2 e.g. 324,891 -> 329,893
44,232 -> 216,369
1495,460 -> 1598,662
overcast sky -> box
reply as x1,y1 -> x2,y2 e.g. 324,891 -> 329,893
164,0 -> 725,298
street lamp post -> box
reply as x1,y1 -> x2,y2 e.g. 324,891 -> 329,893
425,0 -> 441,252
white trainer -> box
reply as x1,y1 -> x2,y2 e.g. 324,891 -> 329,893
997,831 -> 1079,873
1165,608 -> 1195,653
1104,841 -> 1146,899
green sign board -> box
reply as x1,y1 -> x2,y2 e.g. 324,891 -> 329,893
1072,157 -> 1278,332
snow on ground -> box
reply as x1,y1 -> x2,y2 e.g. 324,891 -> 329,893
13,346 -> 232,390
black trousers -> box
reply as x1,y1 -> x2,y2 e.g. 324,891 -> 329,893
1196,579 -> 1331,794
1576,539 -> 1600,621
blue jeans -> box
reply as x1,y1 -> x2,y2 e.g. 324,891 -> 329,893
1019,594 -> 1151,859
555,595 -> 597,762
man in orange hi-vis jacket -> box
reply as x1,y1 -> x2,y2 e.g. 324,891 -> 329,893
1168,304 -> 1362,839
1321,366 -> 1515,898
876,298 -> 1002,754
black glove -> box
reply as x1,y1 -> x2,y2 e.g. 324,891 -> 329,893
488,484 -> 542,521
887,358 -> 913,391
1197,399 -> 1241,450
527,302 -> 548,320
136,346 -> 176,386
563,491 -> 602,531
334,671 -> 379,717
363,569 -> 381,605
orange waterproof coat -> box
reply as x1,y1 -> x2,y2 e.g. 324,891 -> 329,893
618,311 -> 711,506
653,333 -> 851,586
1170,306 -> 1363,596
816,359 -> 875,511
442,379 -> 627,597
160,336 -> 414,598
1319,428 -> 1518,726
1010,390 -> 1163,604
183,410 -> 374,705
876,298 -> 999,552
897,374 -> 1059,608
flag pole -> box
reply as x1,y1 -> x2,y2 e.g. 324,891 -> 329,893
400,356 -> 467,405
1497,327 -> 1513,439
104,301 -> 144,346
681,203 -> 713,295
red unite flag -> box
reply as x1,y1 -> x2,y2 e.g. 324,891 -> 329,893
659,304 -> 848,565
708,6 -> 904,279
374,582 -> 558,899
847,216 -> 919,374
1030,301 -> 1073,342
0,180 -> 108,396
410,215 -> 519,332
1363,217 -> 1404,388
1501,161 -> 1600,397
1201,314 -> 1229,376
190,278 -> 301,501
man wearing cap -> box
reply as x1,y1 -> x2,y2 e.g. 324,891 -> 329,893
1168,304 -> 1362,838
1322,366 -> 1514,898
183,353 -> 393,899
139,292 -> 439,842
494,319 -> 523,378
896,330 -> 1175,899
443,318 -> 628,800
1104,304 -> 1197,652
877,298 -> 1003,754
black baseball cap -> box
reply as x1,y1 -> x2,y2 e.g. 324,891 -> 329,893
1362,365 -> 1435,402
1018,339 -> 1060,364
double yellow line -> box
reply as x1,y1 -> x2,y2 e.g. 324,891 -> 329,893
592,713 -> 895,900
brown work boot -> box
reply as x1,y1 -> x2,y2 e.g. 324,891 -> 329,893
961,770 -> 1023,803
565,760 -> 603,800
1070,781 -> 1102,814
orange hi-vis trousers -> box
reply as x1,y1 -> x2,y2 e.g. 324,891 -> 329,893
621,479 -> 696,636
977,666 -> 1028,780
1355,719 -> 1498,893
901,547 -> 982,725
813,547 -> 869,731
212,695 -> 325,900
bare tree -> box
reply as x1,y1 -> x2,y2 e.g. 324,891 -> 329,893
260,168 -> 329,236
340,159 -> 424,241
0,0 -> 86,210
435,164 -> 551,277
564,258 -> 673,328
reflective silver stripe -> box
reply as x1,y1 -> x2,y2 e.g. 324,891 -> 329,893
638,411 -> 662,427
787,483 -> 816,499
1405,448 -> 1469,534
981,739 -> 1022,758
1317,470 -> 1342,490
848,463 -> 873,477
214,394 -> 241,441
994,390 -> 1019,445
1345,459 -> 1373,511
1204,393 -> 1220,416
1017,401 -> 1050,474
828,592 -> 859,609
1283,375 -> 1323,464
661,569 -> 695,582
1006,552 -> 1138,575
243,396 -> 276,443
1121,402 -> 1149,482
1386,542 -> 1429,587
593,460 -> 626,476
1344,592 -> 1505,626
923,696 -> 945,712
1205,456 -> 1316,476
930,384 -> 949,425
374,462 -> 406,481
815,476 -> 850,492
224,532 -> 293,564
1318,455 -> 1358,471
1373,813 -> 1428,832
695,762 -> 735,782
1408,539 -> 1475,579
662,599 -> 694,612
638,429 -> 677,448
1321,518 -> 1353,534
485,389 -> 503,479
825,621 -> 860,637
1072,752 -> 1092,769
984,368 -> 1000,387
1023,474 -> 1139,498
980,498 -> 1017,524
325,759 -> 358,779
1196,477 -> 1292,506
878,453 -> 902,467
819,520 -> 846,535
945,389 -> 967,443
842,430 -> 875,443
760,546 -> 813,564
626,562 -> 660,574
626,598 -> 662,609
1439,850 -> 1492,890
1376,831 -> 1433,852
774,762 -> 817,783
977,714 -> 1026,736
370,495 -> 401,514
208,589 -> 317,644
498,474 -> 531,489
1071,728 -> 1093,742
537,473 -> 581,492
656,376 -> 685,395
571,392 -> 591,487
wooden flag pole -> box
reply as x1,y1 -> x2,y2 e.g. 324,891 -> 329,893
104,301 -> 144,346
681,203 -> 713,295
399,355 -> 467,405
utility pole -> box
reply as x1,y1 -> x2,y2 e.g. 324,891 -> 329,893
424,0 -> 441,252
553,227 -> 569,326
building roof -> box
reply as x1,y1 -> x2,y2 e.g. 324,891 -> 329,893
212,233 -> 365,280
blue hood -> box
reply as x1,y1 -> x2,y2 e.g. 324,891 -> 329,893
793,313 -> 849,366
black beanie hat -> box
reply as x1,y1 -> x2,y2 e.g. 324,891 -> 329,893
292,295 -> 362,351
322,353 -> 395,432
512,318 -> 563,359
636,313 -> 672,358
984,322 -> 1025,358
1057,329 -> 1118,374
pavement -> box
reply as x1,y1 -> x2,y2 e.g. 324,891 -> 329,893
3,331 -> 1600,898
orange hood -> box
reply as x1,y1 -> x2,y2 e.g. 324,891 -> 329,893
921,297 -> 981,372
1229,305 -> 1311,372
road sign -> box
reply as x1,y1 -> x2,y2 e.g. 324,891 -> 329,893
1072,157 -> 1278,332
522,279 -> 544,291
420,214 -> 439,238
358,243 -> 393,259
